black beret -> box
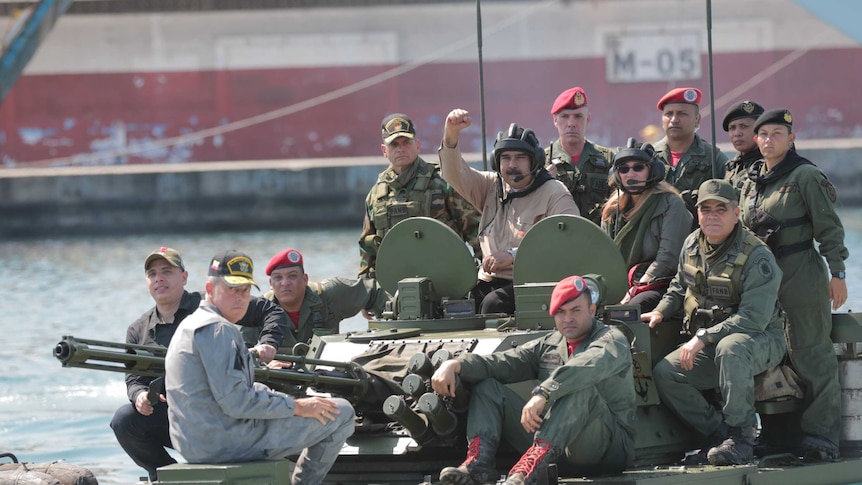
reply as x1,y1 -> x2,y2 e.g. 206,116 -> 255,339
753,108 -> 793,133
722,100 -> 764,132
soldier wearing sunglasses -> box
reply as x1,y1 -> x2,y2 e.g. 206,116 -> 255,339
600,138 -> 692,313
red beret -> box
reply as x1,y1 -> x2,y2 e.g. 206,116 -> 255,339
551,87 -> 588,115
549,275 -> 590,315
265,248 -> 304,276
657,87 -> 702,110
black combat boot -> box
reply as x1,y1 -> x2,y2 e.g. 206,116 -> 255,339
683,421 -> 728,466
800,434 -> 840,461
707,425 -> 756,465
501,439 -> 558,485
439,436 -> 497,485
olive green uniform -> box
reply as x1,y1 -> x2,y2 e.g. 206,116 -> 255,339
359,156 -> 481,278
457,320 -> 635,475
545,139 -> 612,225
740,152 -> 849,444
243,277 -> 389,350
724,148 -> 760,197
653,134 -> 728,194
653,225 -> 787,434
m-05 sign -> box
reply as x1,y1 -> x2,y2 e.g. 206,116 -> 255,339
605,31 -> 701,83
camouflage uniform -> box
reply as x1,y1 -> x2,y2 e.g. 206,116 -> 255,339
457,320 -> 635,475
653,134 -> 728,194
545,139 -> 612,225
653,225 -> 786,435
724,148 -> 761,197
740,152 -> 849,446
243,278 -> 389,350
359,156 -> 480,278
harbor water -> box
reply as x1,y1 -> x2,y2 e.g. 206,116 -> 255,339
2,210 -> 861,484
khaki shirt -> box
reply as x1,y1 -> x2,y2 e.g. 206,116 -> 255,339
438,144 -> 578,281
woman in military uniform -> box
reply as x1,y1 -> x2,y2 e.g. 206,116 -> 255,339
739,108 -> 849,460
601,138 -> 692,313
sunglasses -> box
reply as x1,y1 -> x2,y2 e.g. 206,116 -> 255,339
618,163 -> 647,174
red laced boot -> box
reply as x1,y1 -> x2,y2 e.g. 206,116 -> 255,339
502,439 -> 558,485
439,436 -> 497,485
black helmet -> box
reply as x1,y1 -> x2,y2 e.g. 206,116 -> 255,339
491,123 -> 545,173
612,137 -> 666,193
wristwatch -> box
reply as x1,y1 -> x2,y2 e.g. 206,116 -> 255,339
531,385 -> 550,401
832,271 -> 846,279
695,328 -> 711,345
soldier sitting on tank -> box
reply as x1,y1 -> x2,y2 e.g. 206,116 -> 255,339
642,179 -> 787,465
110,247 -> 288,483
439,108 -> 578,315
431,275 -> 635,484
239,248 -> 391,355
600,138 -> 692,313
359,113 -> 481,279
165,250 -> 354,484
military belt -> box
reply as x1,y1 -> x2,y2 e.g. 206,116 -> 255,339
774,240 -> 814,259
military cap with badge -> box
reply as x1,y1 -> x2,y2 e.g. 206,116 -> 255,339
145,246 -> 185,271
722,100 -> 765,132
754,108 -> 793,133
551,86 -> 589,115
265,248 -> 304,276
695,179 -> 738,206
209,249 -> 259,289
381,113 -> 416,144
657,87 -> 702,110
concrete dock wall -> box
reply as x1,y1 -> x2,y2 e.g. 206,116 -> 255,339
1,145 -> 860,239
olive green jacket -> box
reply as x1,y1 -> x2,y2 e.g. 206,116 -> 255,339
545,139 -> 612,225
457,320 -> 634,434
254,278 -> 390,349
653,134 -> 728,193
740,154 -> 848,272
655,225 -> 786,345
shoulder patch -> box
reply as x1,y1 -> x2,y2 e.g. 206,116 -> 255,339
756,256 -> 773,278
822,179 -> 837,203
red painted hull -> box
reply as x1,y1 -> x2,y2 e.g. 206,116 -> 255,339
2,48 -> 861,165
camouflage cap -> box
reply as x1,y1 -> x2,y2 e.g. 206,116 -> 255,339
381,113 -> 416,144
208,249 -> 259,289
696,179 -> 737,206
145,247 -> 185,271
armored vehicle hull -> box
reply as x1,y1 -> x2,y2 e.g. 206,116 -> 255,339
56,216 -> 862,485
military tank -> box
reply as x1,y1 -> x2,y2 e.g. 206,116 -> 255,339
54,215 -> 862,484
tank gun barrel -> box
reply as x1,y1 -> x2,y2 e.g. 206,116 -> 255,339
54,335 -> 366,399
54,335 -> 167,377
